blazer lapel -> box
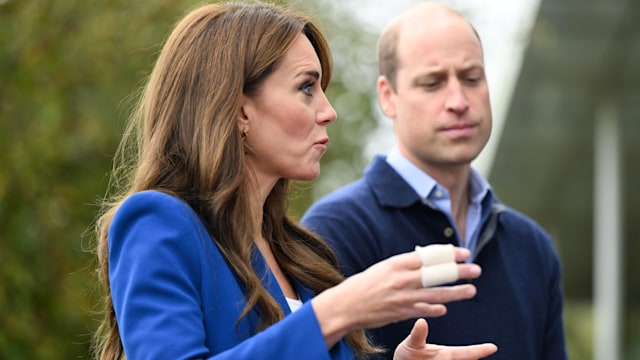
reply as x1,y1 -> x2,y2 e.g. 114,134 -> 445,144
250,247 -> 292,315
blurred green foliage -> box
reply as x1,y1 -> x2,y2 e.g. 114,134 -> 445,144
0,0 -> 615,359
0,0 -> 212,357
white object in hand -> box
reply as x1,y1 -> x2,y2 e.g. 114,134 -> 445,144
415,244 -> 455,267
420,263 -> 459,287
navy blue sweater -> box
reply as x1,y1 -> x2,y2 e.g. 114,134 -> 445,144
302,155 -> 567,360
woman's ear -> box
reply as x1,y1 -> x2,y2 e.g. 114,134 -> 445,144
237,95 -> 251,134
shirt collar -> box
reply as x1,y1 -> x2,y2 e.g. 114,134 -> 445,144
469,167 -> 491,205
386,147 -> 492,205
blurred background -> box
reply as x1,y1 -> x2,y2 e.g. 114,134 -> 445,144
0,0 -> 637,358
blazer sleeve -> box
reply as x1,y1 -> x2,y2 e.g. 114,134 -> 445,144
108,191 -> 343,360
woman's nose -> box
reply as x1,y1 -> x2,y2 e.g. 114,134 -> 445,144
317,93 -> 337,125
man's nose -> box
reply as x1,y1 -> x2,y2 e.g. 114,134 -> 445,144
445,80 -> 469,114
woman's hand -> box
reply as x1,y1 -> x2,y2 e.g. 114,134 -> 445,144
312,247 -> 481,348
394,318 -> 498,360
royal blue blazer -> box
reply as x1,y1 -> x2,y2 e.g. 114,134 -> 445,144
108,190 -> 353,359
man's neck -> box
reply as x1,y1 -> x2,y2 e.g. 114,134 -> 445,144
424,164 -> 472,242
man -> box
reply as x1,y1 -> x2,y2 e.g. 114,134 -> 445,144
302,2 -> 567,359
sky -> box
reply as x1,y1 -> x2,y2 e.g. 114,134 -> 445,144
332,0 -> 543,176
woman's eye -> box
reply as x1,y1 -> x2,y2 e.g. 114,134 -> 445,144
300,81 -> 314,96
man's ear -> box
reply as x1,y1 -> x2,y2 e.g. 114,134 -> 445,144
377,75 -> 397,119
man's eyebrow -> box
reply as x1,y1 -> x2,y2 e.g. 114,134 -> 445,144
461,63 -> 485,71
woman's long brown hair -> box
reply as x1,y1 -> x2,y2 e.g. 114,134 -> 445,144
92,2 -> 379,359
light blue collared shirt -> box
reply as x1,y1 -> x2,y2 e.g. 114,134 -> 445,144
386,147 -> 492,257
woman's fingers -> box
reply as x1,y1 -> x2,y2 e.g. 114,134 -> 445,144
399,245 -> 476,271
315,247 -> 483,331
412,284 -> 477,308
416,262 -> 481,289
375,250 -> 482,291
457,263 -> 482,280
438,343 -> 498,360
395,318 -> 498,360
422,344 -> 498,360
455,247 -> 472,262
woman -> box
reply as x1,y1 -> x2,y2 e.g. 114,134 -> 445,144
92,2 -> 497,359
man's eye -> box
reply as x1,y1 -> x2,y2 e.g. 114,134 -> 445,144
465,71 -> 484,85
419,81 -> 439,89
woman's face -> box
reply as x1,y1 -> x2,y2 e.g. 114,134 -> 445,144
240,33 -> 336,185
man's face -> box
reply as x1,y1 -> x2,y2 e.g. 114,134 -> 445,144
378,15 -> 492,173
